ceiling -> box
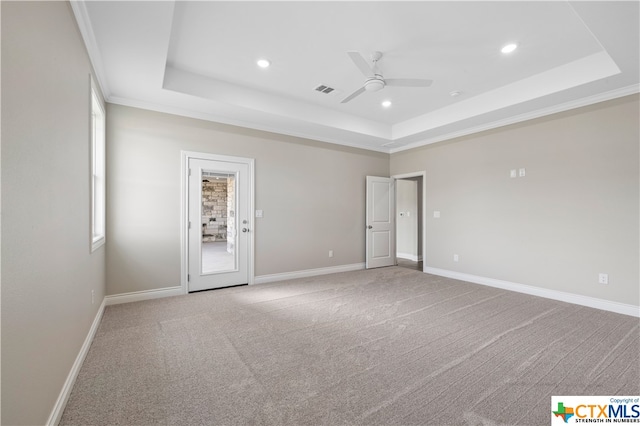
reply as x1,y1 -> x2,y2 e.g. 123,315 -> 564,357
72,1 -> 639,153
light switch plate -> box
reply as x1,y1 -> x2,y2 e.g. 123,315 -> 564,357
433,211 -> 440,218
255,210 -> 263,218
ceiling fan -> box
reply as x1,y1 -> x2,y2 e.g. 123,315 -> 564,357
341,51 -> 433,104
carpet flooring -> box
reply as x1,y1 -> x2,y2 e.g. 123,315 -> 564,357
60,267 -> 639,425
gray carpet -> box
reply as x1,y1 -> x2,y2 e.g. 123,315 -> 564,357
60,267 -> 640,425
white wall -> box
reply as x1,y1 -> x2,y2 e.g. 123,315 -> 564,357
391,95 -> 639,306
1,2 -> 106,424
106,104 -> 389,295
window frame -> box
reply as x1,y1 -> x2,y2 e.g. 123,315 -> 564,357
90,80 -> 106,252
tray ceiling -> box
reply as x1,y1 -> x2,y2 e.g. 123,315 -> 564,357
73,1 -> 639,153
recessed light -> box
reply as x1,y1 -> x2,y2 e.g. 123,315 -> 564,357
257,59 -> 270,68
449,90 -> 462,97
501,43 -> 518,54
381,100 -> 392,108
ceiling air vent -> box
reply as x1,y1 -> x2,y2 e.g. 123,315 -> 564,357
314,84 -> 335,94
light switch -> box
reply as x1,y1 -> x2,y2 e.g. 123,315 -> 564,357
519,168 -> 526,177
255,210 -> 263,218
433,211 -> 440,218
510,169 -> 517,178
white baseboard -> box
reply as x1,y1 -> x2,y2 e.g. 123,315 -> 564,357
424,267 -> 640,318
397,253 -> 423,262
255,263 -> 366,285
47,299 -> 106,425
105,286 -> 184,306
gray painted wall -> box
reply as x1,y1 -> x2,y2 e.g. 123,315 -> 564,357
106,104 -> 389,295
391,95 -> 639,306
1,2 -> 106,424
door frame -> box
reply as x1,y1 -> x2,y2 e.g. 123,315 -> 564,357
392,171 -> 426,273
180,151 -> 255,294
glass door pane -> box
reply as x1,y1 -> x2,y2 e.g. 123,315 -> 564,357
200,170 -> 237,274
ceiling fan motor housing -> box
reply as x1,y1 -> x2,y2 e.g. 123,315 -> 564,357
365,76 -> 385,92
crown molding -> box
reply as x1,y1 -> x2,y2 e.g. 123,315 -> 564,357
69,1 -> 111,99
390,84 -> 640,154
107,95 -> 391,154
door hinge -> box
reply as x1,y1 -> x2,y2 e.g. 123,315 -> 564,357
187,274 -> 190,282
188,221 -> 191,229
188,168 -> 192,176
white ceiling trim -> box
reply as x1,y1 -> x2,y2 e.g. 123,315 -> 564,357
392,51 -> 620,140
69,0 -> 111,99
163,66 -> 391,140
107,95 -> 392,154
389,83 -> 640,154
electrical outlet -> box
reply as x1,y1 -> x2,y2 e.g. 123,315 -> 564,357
598,273 -> 608,285
329,250 -> 333,258
519,168 -> 526,177
510,169 -> 517,178
91,290 -> 95,305
453,254 -> 459,262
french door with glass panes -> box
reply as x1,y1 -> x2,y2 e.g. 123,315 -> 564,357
187,155 -> 252,292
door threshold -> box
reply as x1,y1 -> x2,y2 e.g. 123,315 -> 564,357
188,283 -> 248,294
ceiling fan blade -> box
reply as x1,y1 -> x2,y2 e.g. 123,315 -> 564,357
385,78 -> 433,87
341,86 -> 366,104
347,51 -> 374,77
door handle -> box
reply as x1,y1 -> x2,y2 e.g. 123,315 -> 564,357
242,228 -> 249,233
367,225 -> 373,229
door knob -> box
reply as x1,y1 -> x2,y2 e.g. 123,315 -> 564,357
242,228 -> 249,233
367,225 -> 373,229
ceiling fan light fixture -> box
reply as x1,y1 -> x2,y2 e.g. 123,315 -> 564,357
501,43 -> 518,54
341,51 -> 434,104
365,79 -> 385,92
381,100 -> 392,108
256,59 -> 270,68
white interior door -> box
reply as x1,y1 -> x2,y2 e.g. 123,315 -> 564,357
366,176 -> 395,269
188,157 -> 250,291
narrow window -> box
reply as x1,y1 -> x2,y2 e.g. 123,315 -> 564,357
91,84 -> 106,251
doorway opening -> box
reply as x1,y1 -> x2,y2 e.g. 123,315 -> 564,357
393,172 -> 425,272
